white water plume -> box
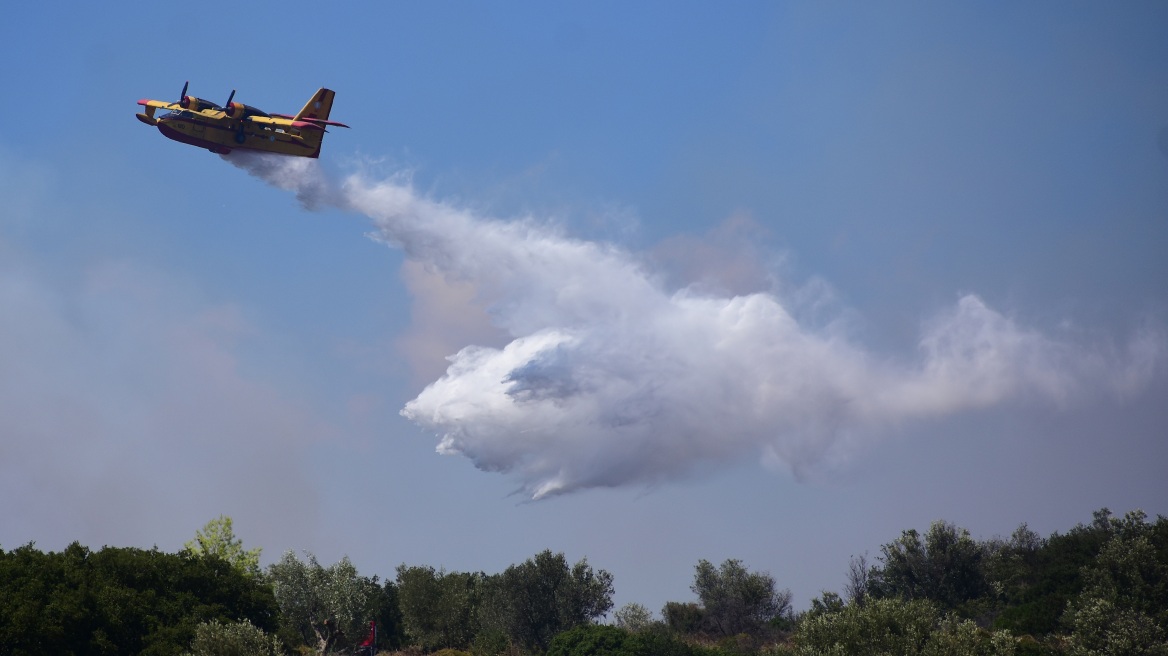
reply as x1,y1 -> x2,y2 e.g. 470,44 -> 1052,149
225,152 -> 1164,499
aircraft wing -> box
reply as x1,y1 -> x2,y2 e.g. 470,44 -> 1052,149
243,115 -> 298,127
137,99 -> 184,111
267,113 -> 349,127
244,115 -> 349,131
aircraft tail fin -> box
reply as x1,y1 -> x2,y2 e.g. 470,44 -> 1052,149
294,88 -> 336,122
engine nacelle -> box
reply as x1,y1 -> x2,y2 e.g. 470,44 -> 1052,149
179,96 -> 220,112
223,102 -> 264,120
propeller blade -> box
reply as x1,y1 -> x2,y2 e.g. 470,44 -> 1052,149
225,89 -> 235,108
178,80 -> 191,109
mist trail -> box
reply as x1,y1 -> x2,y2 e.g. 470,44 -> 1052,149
225,152 -> 1163,499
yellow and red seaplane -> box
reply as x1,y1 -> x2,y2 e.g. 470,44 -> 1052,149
136,82 -> 348,158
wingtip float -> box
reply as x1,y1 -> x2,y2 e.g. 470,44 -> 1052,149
135,82 -> 350,158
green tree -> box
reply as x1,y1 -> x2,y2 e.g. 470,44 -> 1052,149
843,553 -> 871,607
267,550 -> 375,656
868,520 -> 989,612
546,624 -> 630,656
690,558 -> 792,637
547,624 -> 699,656
922,615 -> 1016,656
396,564 -> 483,651
792,597 -> 1014,655
183,619 -> 283,656
794,597 -> 936,655
1063,510 -> 1168,655
184,515 -> 262,577
992,509 -> 1131,637
614,603 -> 654,632
662,602 -> 704,635
1065,597 -> 1166,656
368,578 -> 408,652
984,524 -> 1044,609
0,541 -> 277,655
806,591 -> 846,619
481,550 -> 615,653
469,627 -> 512,656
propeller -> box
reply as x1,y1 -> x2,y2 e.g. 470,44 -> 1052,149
179,80 -> 191,109
224,89 -> 236,111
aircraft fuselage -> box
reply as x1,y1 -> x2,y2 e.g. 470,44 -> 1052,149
147,110 -> 322,158
135,86 -> 345,159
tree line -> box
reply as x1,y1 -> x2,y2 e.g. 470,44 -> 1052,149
1,509 -> 1165,655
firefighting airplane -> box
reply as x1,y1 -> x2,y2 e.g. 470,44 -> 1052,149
136,82 -> 348,158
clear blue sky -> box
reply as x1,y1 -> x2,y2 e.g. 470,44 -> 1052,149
2,1 -> 1166,614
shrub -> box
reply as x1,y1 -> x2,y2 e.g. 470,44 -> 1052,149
184,619 -> 282,656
